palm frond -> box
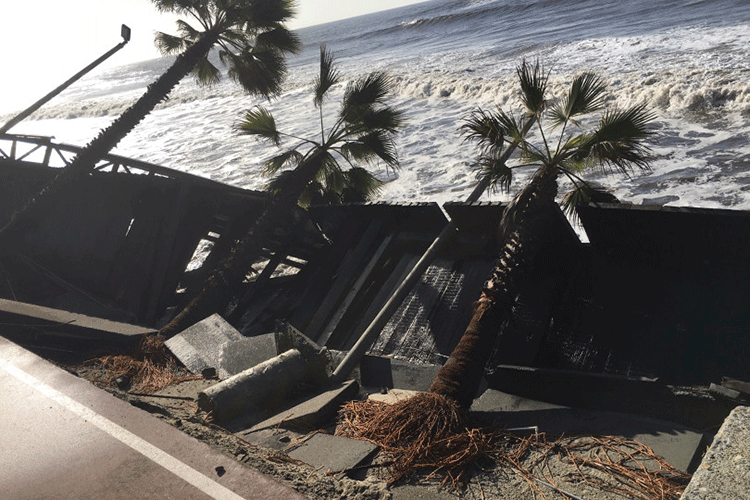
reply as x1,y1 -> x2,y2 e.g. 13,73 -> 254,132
321,161 -> 346,193
154,31 -> 189,55
343,167 -> 383,201
219,29 -> 251,52
192,56 -> 222,85
314,45 -> 340,108
561,183 -> 620,217
475,152 -> 514,193
356,131 -> 400,168
226,47 -> 287,97
349,107 -> 405,135
176,19 -> 202,41
579,103 -> 655,174
461,108 -> 504,149
244,0 -> 297,28
339,141 -> 376,164
461,107 -> 523,153
517,59 -> 548,116
264,169 -> 294,197
341,72 -> 393,123
151,0 -> 198,15
261,149 -> 303,175
236,106 -> 281,145
255,25 -> 301,55
549,72 -> 607,127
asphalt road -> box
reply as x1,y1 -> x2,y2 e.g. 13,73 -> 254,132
0,336 -> 307,500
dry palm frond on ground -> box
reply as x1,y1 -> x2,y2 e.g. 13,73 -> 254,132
84,334 -> 200,392
337,392 -> 691,499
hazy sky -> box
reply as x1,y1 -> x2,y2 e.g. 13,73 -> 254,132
0,0 -> 423,113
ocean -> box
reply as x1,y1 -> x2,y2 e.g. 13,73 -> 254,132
4,0 -> 750,214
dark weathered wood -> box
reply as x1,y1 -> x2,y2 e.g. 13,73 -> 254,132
228,252 -> 286,323
144,182 -> 193,323
318,234 -> 393,345
304,221 -> 384,342
343,254 -> 421,350
288,214 -> 366,330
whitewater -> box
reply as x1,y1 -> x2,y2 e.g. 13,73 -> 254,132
3,0 -> 750,213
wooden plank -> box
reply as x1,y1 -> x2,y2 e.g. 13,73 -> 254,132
343,254 -> 420,351
317,234 -> 393,346
288,215 -> 366,331
144,182 -> 192,323
304,221 -> 384,342
228,252 -> 286,323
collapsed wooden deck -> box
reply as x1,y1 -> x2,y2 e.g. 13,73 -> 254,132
3,133 -> 750,386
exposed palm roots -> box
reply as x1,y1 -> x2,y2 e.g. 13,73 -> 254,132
337,393 -> 691,499
84,335 -> 199,392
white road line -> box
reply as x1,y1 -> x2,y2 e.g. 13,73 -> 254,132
0,358 -> 247,500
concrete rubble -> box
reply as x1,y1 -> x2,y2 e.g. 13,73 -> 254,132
681,405 -> 750,499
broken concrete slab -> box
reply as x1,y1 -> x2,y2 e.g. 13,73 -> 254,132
681,405 -> 750,499
167,318 -> 327,380
165,313 -> 243,378
721,377 -> 750,396
0,298 -> 154,356
219,333 -> 278,378
485,364 -> 733,430
358,355 -> 441,391
709,382 -> 749,403
243,380 -> 359,433
471,389 -> 706,473
287,433 -> 378,477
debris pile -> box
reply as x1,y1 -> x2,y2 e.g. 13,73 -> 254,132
84,335 -> 199,392
337,395 -> 691,499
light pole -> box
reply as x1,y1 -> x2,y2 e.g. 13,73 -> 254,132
0,25 -> 131,135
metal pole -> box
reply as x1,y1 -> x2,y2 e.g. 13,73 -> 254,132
331,117 -> 536,383
0,25 -> 131,134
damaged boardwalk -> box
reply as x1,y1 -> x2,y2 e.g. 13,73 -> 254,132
2,133 -> 750,498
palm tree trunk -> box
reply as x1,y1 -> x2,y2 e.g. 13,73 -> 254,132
0,35 -> 218,251
159,154 -> 324,338
429,165 -> 560,408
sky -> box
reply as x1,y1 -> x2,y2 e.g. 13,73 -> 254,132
0,0 -> 423,114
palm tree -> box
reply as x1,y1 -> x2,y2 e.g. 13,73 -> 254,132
159,45 -> 404,337
429,60 -> 655,408
265,165 -> 383,206
0,0 -> 299,247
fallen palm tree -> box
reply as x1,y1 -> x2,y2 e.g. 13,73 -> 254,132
336,59 -> 659,495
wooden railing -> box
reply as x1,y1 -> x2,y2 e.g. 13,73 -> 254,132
0,132 -> 265,199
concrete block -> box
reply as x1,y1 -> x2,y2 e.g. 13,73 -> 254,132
358,355 -> 441,392
471,389 -> 705,473
219,333 -> 278,378
274,322 -> 322,358
709,383 -> 747,402
287,433 -> 378,477
244,380 -> 359,433
681,405 -> 750,499
165,314 -> 242,378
